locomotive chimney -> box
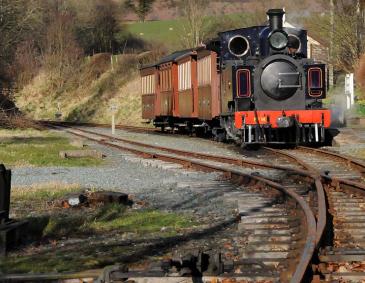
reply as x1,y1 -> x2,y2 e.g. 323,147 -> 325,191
267,9 -> 285,31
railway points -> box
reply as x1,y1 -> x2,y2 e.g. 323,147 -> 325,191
39,122 -> 365,282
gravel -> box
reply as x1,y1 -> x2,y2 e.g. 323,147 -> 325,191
11,133 -> 237,214
83,126 -> 247,158
325,128 -> 365,161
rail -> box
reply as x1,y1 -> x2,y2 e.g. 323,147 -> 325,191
49,124 -> 319,282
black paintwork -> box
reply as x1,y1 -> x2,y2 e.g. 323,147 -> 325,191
215,16 -> 325,113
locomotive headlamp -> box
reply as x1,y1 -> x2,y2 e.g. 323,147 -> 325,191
269,30 -> 288,51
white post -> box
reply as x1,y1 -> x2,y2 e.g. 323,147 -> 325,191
112,113 -> 115,135
110,104 -> 117,135
345,73 -> 355,109
347,96 -> 351,110
350,73 -> 354,105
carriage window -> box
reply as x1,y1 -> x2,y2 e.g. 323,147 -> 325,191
236,69 -> 251,97
160,69 -> 172,92
308,67 -> 323,97
178,61 -> 191,91
198,56 -> 212,86
141,74 -> 155,95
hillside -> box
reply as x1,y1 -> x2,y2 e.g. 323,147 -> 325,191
15,54 -> 145,126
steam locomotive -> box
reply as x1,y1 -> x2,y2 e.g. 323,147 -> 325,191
140,9 -> 334,146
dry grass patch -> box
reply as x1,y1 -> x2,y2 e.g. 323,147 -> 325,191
15,55 -> 145,126
11,182 -> 82,217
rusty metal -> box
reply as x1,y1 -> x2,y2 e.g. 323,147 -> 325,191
51,125 -> 318,283
299,146 -> 365,176
264,146 -> 365,280
263,147 -> 328,246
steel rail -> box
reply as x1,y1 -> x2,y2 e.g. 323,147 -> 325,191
52,124 -> 327,250
263,146 -> 365,246
53,125 -> 317,283
263,147 -> 327,246
39,120 -> 155,133
298,146 -> 365,176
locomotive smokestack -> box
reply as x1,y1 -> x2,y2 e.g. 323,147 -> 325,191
267,9 -> 285,31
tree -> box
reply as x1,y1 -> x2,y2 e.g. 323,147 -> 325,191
42,4 -> 82,87
0,0 -> 43,79
305,0 -> 365,74
178,0 -> 209,48
73,0 -> 122,54
124,0 -> 155,22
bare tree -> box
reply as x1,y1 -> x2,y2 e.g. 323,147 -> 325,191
178,0 -> 209,48
306,0 -> 365,74
0,0 -> 43,78
42,7 -> 82,87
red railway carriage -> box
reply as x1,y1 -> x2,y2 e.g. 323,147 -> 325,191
140,9 -> 337,146
196,48 -> 220,120
140,64 -> 157,120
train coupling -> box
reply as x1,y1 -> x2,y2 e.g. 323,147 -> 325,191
276,116 -> 294,128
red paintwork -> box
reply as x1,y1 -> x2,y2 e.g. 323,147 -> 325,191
234,109 -> 331,129
172,63 -> 179,116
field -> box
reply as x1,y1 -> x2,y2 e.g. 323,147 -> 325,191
126,19 -> 183,50
125,13 -> 249,51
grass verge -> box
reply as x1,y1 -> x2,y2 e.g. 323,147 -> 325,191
2,184 -> 197,274
0,129 -> 103,167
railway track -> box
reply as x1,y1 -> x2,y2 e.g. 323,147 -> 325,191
263,146 -> 365,282
47,124 -> 317,283
44,123 -> 365,281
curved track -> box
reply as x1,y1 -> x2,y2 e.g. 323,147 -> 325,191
48,124 -> 318,283
44,122 -> 365,282
264,146 -> 365,282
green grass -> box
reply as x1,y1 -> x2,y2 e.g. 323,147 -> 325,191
1,203 -> 196,273
0,129 -> 103,167
91,207 -> 194,233
126,19 -> 183,49
125,13 -> 250,51
42,204 -> 195,238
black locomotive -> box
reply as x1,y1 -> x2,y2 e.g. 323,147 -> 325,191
141,9 -> 334,146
